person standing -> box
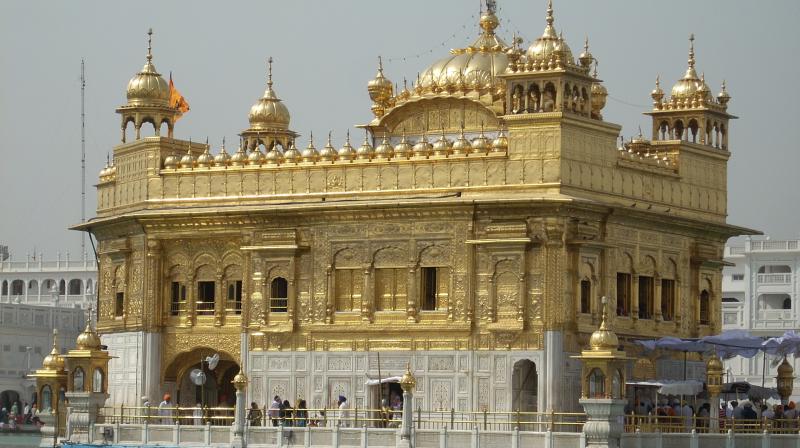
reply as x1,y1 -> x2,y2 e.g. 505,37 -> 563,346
247,402 -> 262,427
158,394 -> 174,425
337,396 -> 350,428
295,400 -> 308,428
268,396 -> 281,426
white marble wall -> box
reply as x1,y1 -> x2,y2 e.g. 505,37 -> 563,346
101,331 -> 160,407
246,350 -> 546,412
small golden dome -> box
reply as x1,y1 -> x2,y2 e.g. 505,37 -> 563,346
393,131 -> 412,159
452,127 -> 472,155
717,80 -> 731,106
412,133 -> 432,158
179,143 -> 196,169
589,298 -> 619,351
471,127 -> 490,153
650,75 -> 664,102
42,330 -> 65,371
230,142 -> 248,166
76,322 -> 102,351
491,127 -> 508,152
196,142 -> 213,168
367,56 -> 393,104
356,132 -> 374,160
264,142 -> 282,164
213,140 -> 231,166
591,65 -> 608,114
248,145 -> 265,165
319,132 -> 337,161
374,134 -> 394,159
338,131 -> 356,160
706,355 -> 723,372
301,133 -> 319,162
126,29 -> 170,107
578,37 -> 594,68
163,153 -> 179,169
283,140 -> 300,163
99,161 -> 111,179
432,130 -> 452,156
248,58 -> 291,131
670,35 -> 711,101
526,1 -> 573,66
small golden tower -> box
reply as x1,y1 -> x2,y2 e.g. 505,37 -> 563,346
30,329 -> 68,412
776,357 -> 795,405
574,297 -> 630,400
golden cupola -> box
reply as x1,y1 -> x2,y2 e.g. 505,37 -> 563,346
75,320 -> 102,351
368,56 -> 394,118
669,35 -> 710,101
525,0 -> 574,68
126,29 -> 170,107
117,29 -> 180,142
42,330 -> 66,372
242,57 -> 297,151
248,57 -> 291,131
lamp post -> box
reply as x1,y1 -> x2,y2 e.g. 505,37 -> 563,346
705,354 -> 724,431
397,362 -> 416,448
231,369 -> 248,448
776,357 -> 794,405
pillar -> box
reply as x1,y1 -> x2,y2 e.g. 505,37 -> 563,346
397,364 -> 416,448
231,369 -> 248,448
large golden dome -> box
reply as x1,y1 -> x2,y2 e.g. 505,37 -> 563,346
126,30 -> 170,107
526,0 -> 573,65
418,9 -> 509,92
248,57 -> 291,131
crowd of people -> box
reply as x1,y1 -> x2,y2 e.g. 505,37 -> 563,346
246,396 -> 315,427
0,401 -> 45,431
627,397 -> 800,432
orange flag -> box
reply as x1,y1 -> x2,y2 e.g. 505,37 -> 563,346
169,72 -> 190,120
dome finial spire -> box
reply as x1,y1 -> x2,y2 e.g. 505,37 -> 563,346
267,56 -> 274,90
146,28 -> 153,62
688,33 -> 695,69
546,0 -> 554,26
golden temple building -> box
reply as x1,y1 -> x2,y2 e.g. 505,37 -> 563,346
77,1 -> 751,413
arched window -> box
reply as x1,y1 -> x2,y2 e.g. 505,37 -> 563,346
59,279 -> 66,295
661,278 -> 675,321
783,297 -> 792,310
673,120 -> 685,140
270,277 -> 288,313
11,279 -> 24,296
41,385 -> 52,411
699,290 -> 710,325
638,275 -> 654,319
73,367 -> 85,392
588,368 -> 605,398
92,368 -> 104,393
68,279 -> 82,295
580,279 -> 591,314
1,280 -> 7,296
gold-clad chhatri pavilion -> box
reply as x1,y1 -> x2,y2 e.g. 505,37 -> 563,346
77,1 -> 750,413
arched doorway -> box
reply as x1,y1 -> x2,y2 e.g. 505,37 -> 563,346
164,348 -> 239,408
511,359 -> 537,413
0,390 -> 21,413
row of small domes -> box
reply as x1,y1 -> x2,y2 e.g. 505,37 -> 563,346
161,129 -> 508,169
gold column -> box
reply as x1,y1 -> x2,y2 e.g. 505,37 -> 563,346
406,266 -> 417,322
214,272 -> 224,326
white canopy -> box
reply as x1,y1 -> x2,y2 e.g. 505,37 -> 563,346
365,376 -> 403,387
626,379 -> 705,396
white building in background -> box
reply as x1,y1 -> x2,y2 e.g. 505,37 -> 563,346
0,252 -> 96,410
722,238 -> 799,402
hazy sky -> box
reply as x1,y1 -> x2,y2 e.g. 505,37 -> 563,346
1,0 -> 798,259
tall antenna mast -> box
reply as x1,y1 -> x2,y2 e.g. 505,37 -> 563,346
80,59 -> 86,255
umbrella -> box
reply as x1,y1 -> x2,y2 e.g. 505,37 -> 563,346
721,382 -> 780,401
762,330 -> 800,357
701,330 -> 764,358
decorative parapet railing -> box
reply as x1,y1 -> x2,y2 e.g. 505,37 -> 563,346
756,274 -> 792,285
97,405 -> 584,433
0,258 -> 97,272
749,240 -> 800,252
